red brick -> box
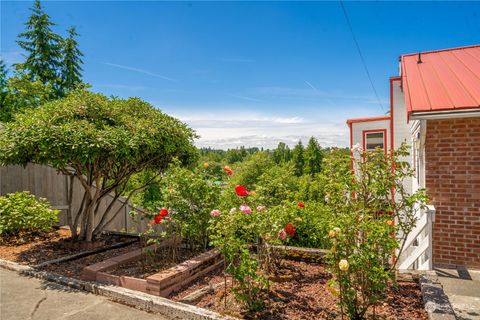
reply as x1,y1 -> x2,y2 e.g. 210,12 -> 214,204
426,118 -> 480,269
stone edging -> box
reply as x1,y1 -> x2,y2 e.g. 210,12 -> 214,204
420,274 -> 456,320
0,259 -> 236,320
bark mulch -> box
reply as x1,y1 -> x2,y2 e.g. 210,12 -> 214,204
40,241 -> 142,279
0,228 -> 135,266
173,259 -> 428,320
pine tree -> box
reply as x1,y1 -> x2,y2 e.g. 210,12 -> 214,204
16,0 -> 63,91
0,60 -> 7,105
304,137 -> 323,176
61,26 -> 83,94
292,141 -> 305,176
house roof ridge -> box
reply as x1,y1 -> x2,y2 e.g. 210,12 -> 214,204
401,44 -> 480,58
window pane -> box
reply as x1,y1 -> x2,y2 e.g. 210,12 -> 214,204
366,132 -> 384,150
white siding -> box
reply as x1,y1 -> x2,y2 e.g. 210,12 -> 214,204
392,81 -> 413,194
351,119 -> 390,151
392,81 -> 410,149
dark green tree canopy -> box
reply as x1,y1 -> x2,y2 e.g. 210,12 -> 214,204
0,60 -> 7,106
304,137 -> 323,176
273,142 -> 291,164
16,0 -> 63,89
61,26 -> 83,94
292,140 -> 305,176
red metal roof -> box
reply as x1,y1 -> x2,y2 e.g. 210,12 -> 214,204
346,116 -> 390,125
401,45 -> 480,114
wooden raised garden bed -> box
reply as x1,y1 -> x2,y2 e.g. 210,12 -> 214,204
82,239 -> 223,297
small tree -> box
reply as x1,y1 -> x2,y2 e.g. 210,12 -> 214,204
0,90 -> 197,242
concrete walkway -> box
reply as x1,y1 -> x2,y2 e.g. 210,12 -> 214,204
0,268 -> 169,320
436,268 -> 480,320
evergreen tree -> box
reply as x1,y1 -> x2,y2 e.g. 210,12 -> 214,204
16,0 -> 63,92
0,60 -> 7,106
61,26 -> 83,94
273,142 -> 291,164
292,141 -> 305,176
304,137 -> 323,176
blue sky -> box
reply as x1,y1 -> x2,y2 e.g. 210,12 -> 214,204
2,1 -> 479,149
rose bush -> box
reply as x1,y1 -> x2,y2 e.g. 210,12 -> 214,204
324,144 -> 428,319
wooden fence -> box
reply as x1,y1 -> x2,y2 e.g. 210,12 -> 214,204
0,164 -> 150,233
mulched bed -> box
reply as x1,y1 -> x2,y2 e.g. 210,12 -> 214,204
169,265 -> 228,301
173,259 -> 428,320
39,241 -> 142,278
0,228 -> 135,266
109,247 -> 206,278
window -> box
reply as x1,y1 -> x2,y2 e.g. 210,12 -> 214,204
365,132 -> 385,151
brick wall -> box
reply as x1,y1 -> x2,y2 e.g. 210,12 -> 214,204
425,117 -> 480,268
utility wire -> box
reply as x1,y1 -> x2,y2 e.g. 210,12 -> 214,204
339,0 -> 386,114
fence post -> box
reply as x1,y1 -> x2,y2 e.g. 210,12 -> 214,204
426,205 -> 436,270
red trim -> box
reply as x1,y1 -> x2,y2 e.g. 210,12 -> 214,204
362,129 -> 387,154
349,123 -> 353,150
346,116 -> 390,125
349,122 -> 354,173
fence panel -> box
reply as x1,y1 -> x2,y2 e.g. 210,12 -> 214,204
0,164 -> 148,233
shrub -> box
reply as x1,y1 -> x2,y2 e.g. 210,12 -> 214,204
324,144 -> 428,319
0,191 -> 59,238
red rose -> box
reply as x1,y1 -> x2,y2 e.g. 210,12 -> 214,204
235,185 -> 249,197
153,215 -> 162,224
285,223 -> 295,236
297,202 -> 305,208
159,208 -> 169,217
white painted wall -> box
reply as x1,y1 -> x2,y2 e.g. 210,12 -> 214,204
351,119 -> 390,151
392,81 -> 413,194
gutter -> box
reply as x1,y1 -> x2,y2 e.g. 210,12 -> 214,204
409,108 -> 480,120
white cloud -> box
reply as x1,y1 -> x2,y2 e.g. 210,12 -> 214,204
168,110 -> 348,149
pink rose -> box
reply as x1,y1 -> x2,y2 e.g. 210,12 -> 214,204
240,204 -> 252,214
210,209 -> 221,217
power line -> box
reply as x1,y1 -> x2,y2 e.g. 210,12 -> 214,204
339,0 -> 386,114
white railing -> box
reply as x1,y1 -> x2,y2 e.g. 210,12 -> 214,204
398,205 -> 435,271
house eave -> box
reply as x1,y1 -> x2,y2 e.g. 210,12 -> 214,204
409,108 -> 480,120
